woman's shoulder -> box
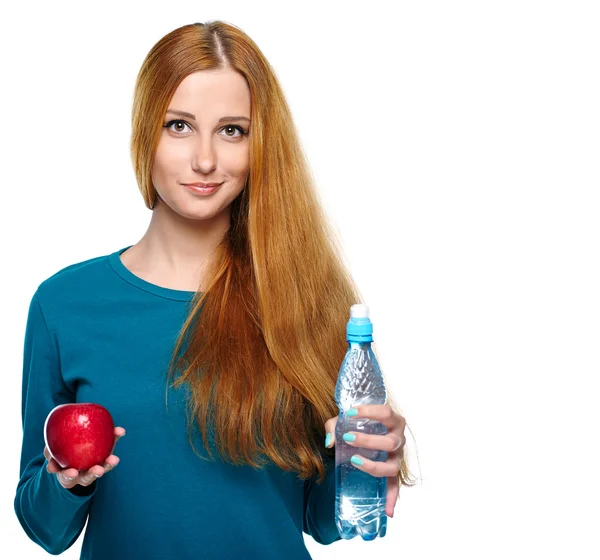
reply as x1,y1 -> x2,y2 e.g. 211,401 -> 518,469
34,247 -> 123,303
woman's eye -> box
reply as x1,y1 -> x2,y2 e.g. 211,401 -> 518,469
164,119 -> 191,133
221,125 -> 246,138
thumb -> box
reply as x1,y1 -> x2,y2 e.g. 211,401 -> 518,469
324,416 -> 338,448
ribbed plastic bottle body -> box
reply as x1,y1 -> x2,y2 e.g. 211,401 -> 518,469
334,341 -> 388,541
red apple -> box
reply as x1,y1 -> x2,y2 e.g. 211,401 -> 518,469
44,403 -> 115,471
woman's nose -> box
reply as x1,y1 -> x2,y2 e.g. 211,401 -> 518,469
191,136 -> 217,170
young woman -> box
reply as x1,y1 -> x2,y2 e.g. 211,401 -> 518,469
14,21 -> 415,559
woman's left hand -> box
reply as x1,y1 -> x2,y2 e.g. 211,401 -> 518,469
323,404 -> 406,518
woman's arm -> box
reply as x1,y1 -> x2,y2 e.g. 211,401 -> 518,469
14,289 -> 97,555
302,453 -> 341,545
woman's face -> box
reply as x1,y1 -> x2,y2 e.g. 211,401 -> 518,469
151,69 -> 251,220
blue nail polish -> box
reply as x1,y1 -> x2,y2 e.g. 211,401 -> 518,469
346,408 -> 358,416
325,433 -> 331,447
351,456 -> 363,467
343,433 -> 356,442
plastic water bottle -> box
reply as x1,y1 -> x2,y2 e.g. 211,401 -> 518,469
334,304 -> 388,541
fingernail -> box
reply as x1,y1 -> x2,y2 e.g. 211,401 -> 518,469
324,433 -> 331,447
350,455 -> 363,467
346,408 -> 358,416
343,433 -> 356,442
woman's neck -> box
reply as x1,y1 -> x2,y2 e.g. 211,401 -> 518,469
122,199 -> 231,291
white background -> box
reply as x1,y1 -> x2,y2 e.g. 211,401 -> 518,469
1,1 -> 599,558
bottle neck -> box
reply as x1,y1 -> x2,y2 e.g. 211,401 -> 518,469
348,341 -> 372,350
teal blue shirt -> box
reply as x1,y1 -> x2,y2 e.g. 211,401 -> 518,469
14,246 -> 340,559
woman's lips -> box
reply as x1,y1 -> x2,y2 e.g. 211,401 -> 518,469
183,182 -> 223,195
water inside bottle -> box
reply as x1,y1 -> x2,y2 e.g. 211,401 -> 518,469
334,414 -> 388,540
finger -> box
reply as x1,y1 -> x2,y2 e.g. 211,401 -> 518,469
56,469 -> 85,488
78,465 -> 106,484
110,427 -> 126,454
56,472 -> 76,488
73,473 -> 98,487
62,467 -> 80,479
324,432 -> 334,448
345,404 -> 405,432
324,416 -> 337,448
43,446 -> 51,461
46,458 -> 62,474
385,475 -> 400,518
102,455 -> 120,472
85,465 -> 106,478
342,430 -> 402,452
348,453 -> 400,478
69,455 -> 121,483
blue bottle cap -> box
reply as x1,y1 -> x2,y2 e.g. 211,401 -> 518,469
347,304 -> 373,342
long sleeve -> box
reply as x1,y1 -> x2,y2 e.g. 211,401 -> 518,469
12,247 -> 343,558
14,289 -> 97,555
303,452 -> 342,545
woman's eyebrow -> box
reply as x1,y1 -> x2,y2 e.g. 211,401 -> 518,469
166,109 -> 250,123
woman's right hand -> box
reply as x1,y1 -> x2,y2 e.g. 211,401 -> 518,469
44,426 -> 126,489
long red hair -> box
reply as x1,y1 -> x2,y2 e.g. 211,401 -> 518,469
130,21 -> 417,487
